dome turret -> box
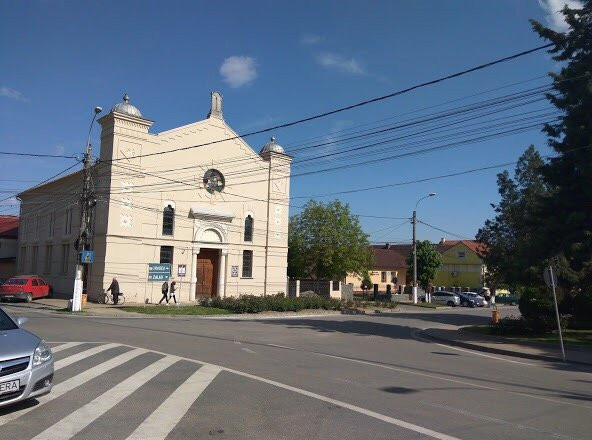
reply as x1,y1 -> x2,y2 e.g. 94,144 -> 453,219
259,136 -> 285,154
110,93 -> 143,118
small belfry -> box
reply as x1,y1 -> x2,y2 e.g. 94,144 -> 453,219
207,91 -> 223,119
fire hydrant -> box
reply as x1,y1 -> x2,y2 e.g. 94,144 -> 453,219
491,307 -> 500,324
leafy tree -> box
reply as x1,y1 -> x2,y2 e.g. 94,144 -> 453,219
360,272 -> 373,291
288,200 -> 372,280
530,1 -> 592,289
406,240 -> 442,291
476,146 -> 550,290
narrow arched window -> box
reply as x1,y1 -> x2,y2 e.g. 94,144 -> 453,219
244,215 -> 253,242
162,205 -> 174,236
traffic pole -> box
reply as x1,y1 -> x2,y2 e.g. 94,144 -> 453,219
548,265 -> 566,362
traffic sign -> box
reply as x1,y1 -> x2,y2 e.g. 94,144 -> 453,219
148,263 -> 171,281
80,250 -> 94,264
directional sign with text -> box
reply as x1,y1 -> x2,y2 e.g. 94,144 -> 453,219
148,263 -> 171,281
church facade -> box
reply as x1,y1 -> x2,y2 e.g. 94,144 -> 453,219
17,92 -> 292,303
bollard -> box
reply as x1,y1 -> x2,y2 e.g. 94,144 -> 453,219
491,308 -> 500,324
373,284 -> 378,300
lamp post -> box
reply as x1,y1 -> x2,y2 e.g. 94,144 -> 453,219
72,106 -> 102,312
412,193 -> 436,304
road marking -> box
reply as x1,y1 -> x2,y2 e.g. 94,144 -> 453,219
32,355 -> 180,440
224,367 -> 461,440
420,401 -> 578,440
53,343 -> 119,370
49,342 -> 84,353
241,347 -> 256,354
233,340 -> 241,345
267,343 -> 294,349
0,347 -> 148,426
126,364 -> 221,440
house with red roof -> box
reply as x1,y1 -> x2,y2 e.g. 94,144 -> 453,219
0,215 -> 19,280
345,243 -> 408,293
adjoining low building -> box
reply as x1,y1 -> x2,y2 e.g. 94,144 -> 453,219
17,92 -> 292,303
345,243 -> 408,293
0,216 -> 19,281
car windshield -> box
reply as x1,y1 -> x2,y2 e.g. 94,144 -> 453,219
0,308 -> 18,331
3,278 -> 27,285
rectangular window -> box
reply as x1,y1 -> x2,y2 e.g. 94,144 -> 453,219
162,205 -> 174,236
35,216 -> 39,239
65,207 -> 73,235
18,247 -> 26,273
160,246 -> 174,264
242,250 -> 253,278
391,271 -> 397,282
457,251 -> 466,259
381,271 -> 386,282
44,245 -> 52,274
31,246 -> 38,274
61,244 -> 70,274
48,211 -> 55,237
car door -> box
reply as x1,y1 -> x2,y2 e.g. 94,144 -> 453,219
31,278 -> 41,298
432,292 -> 445,304
38,279 -> 49,297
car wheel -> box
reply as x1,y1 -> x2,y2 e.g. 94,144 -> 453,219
25,293 -> 33,303
420,298 -> 426,303
447,300 -> 454,307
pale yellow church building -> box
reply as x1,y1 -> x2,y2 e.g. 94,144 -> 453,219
17,92 -> 292,303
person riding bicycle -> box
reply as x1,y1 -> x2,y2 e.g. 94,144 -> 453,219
106,277 -> 120,305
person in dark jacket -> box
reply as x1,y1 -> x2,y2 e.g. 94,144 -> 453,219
159,281 -> 169,305
106,277 -> 120,305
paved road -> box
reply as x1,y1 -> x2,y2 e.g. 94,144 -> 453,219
1,305 -> 591,440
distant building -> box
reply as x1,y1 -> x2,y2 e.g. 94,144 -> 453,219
432,239 -> 486,289
17,92 -> 292,303
346,243 -> 408,292
0,215 -> 19,280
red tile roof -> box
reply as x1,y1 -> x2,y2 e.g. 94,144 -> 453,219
0,216 -> 18,239
436,240 -> 487,256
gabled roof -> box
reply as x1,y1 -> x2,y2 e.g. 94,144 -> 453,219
436,240 -> 487,256
0,216 -> 19,238
370,245 -> 408,269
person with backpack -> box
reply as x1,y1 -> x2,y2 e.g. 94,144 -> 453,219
159,280 -> 169,305
169,280 -> 178,304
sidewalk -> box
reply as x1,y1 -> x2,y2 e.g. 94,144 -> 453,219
422,326 -> 592,366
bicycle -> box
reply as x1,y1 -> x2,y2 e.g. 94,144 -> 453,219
102,290 -> 126,305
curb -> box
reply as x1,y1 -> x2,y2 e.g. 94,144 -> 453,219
420,329 -> 592,366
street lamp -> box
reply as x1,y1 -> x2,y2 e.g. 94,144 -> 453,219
412,192 -> 436,304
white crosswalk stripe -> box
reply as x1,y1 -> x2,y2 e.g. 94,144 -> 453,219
0,347 -> 148,426
126,364 -> 222,440
48,342 -> 84,353
32,354 -> 181,440
53,343 -> 119,370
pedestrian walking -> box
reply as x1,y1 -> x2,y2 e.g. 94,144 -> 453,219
169,281 -> 178,304
106,277 -> 120,305
159,281 -> 169,304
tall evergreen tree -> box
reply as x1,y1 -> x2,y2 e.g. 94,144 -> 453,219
530,1 -> 592,289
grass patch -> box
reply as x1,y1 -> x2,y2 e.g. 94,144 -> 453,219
118,305 -> 231,315
464,325 -> 592,345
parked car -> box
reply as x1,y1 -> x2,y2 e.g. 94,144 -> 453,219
456,292 -> 476,307
0,276 -> 52,302
0,307 -> 54,407
495,293 -> 519,305
466,292 -> 488,307
421,291 -> 460,307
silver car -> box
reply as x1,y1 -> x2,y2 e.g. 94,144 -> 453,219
466,292 -> 488,307
0,307 -> 53,407
420,291 -> 461,306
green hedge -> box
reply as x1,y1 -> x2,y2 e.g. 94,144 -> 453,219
198,294 -> 341,314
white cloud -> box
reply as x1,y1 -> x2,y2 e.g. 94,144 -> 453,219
55,144 -> 65,155
301,33 -> 322,45
538,0 -> 583,32
219,56 -> 257,88
317,53 -> 365,75
0,86 -> 30,102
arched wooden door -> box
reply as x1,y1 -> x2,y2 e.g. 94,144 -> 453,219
195,249 -> 219,298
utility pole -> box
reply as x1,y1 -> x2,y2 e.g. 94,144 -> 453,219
412,193 -> 436,304
71,106 -> 102,311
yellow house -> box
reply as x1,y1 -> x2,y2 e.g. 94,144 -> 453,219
432,240 -> 486,289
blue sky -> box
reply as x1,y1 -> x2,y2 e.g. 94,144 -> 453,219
0,1 -> 579,243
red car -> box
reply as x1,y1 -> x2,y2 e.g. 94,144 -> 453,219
0,275 -> 52,302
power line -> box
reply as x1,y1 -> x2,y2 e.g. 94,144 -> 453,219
0,151 -> 78,159
102,43 -> 553,162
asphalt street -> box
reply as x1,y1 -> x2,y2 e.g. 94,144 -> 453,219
1,304 -> 591,440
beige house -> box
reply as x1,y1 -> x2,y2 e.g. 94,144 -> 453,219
345,244 -> 408,293
17,92 -> 292,303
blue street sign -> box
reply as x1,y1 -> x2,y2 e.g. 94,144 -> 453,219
148,263 -> 171,281
80,250 -> 94,264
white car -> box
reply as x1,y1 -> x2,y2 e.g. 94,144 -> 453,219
466,292 -> 488,307
421,291 -> 460,307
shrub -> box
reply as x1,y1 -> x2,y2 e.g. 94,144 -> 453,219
199,293 -> 341,314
